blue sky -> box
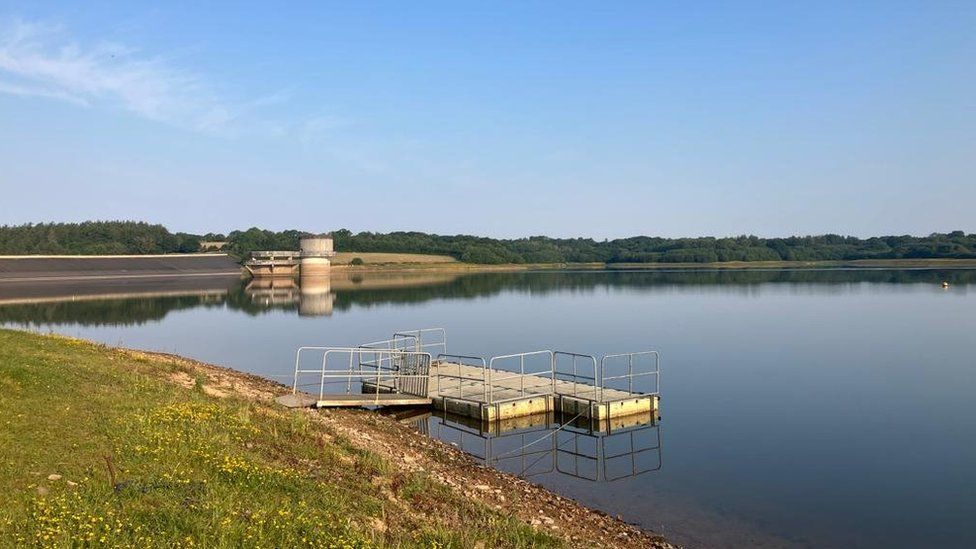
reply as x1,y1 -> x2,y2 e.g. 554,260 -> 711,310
0,2 -> 973,238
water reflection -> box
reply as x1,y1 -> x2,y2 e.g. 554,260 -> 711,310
245,276 -> 335,316
0,275 -> 240,326
0,267 -> 972,327
417,410 -> 662,482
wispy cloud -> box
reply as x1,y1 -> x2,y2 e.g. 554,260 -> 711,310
0,78 -> 88,105
0,19 -> 282,133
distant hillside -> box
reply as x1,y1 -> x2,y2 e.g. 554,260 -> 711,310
2,221 -> 974,264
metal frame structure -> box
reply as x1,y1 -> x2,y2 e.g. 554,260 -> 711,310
435,354 -> 488,401
393,328 -> 447,355
291,346 -> 432,400
358,328 -> 445,372
553,351 -> 599,397
358,335 -> 419,373
487,350 -> 556,404
600,351 -> 661,403
289,329 -> 661,414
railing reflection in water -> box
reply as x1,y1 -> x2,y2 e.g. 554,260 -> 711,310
415,410 -> 661,482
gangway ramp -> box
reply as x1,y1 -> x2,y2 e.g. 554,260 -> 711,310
275,393 -> 431,408
276,346 -> 433,409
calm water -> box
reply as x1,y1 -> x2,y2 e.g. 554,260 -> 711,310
2,269 -> 975,548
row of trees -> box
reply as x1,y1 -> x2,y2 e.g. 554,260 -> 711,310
330,230 -> 976,264
1,222 -> 974,264
0,222 -> 201,255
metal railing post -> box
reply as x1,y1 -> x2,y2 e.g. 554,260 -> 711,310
489,364 -> 494,403
599,356 -> 605,402
374,350 -> 382,395
520,354 -> 525,397
628,354 -> 634,394
345,351 -> 355,394
292,349 -> 302,394
572,355 -> 578,396
550,353 -> 555,395
319,350 -> 330,399
457,360 -> 463,399
656,352 -> 661,394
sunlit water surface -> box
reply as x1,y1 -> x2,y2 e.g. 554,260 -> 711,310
2,269 -> 974,548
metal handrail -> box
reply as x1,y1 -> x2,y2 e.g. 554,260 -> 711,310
600,351 -> 660,400
292,346 -> 432,399
487,350 -> 554,404
436,354 -> 486,365
393,327 -> 447,354
553,351 -> 598,399
436,354 -> 488,400
359,335 -> 418,350
358,335 -> 418,371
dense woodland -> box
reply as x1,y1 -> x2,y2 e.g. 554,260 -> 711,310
0,222 -> 202,255
1,221 -> 975,264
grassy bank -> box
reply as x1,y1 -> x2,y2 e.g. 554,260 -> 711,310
0,329 -> 669,548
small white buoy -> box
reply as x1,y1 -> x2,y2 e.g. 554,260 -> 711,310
942,281 -> 950,288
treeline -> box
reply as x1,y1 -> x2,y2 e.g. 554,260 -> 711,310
1,222 -> 975,264
223,227 -> 302,257
0,222 -> 201,255
329,230 -> 976,264
226,228 -> 976,263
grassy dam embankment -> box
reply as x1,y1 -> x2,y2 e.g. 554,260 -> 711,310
0,255 -> 243,282
0,329 -> 672,548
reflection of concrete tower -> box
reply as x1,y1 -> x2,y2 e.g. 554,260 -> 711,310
298,275 -> 334,316
298,233 -> 335,316
299,234 -> 336,277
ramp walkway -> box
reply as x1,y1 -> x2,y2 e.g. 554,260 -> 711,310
276,328 -> 660,423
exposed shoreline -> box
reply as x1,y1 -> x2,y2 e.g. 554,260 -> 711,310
152,349 -> 675,548
0,329 -> 675,548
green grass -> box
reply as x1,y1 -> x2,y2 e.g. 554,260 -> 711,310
0,329 -> 559,548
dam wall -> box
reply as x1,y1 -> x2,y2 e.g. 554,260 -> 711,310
0,254 -> 243,282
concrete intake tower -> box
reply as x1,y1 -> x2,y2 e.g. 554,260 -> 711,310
299,234 -> 335,277
243,233 -> 337,278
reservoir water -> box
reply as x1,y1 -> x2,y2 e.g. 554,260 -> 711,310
2,268 -> 974,548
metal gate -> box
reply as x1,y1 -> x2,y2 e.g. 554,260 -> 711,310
392,351 -> 431,397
